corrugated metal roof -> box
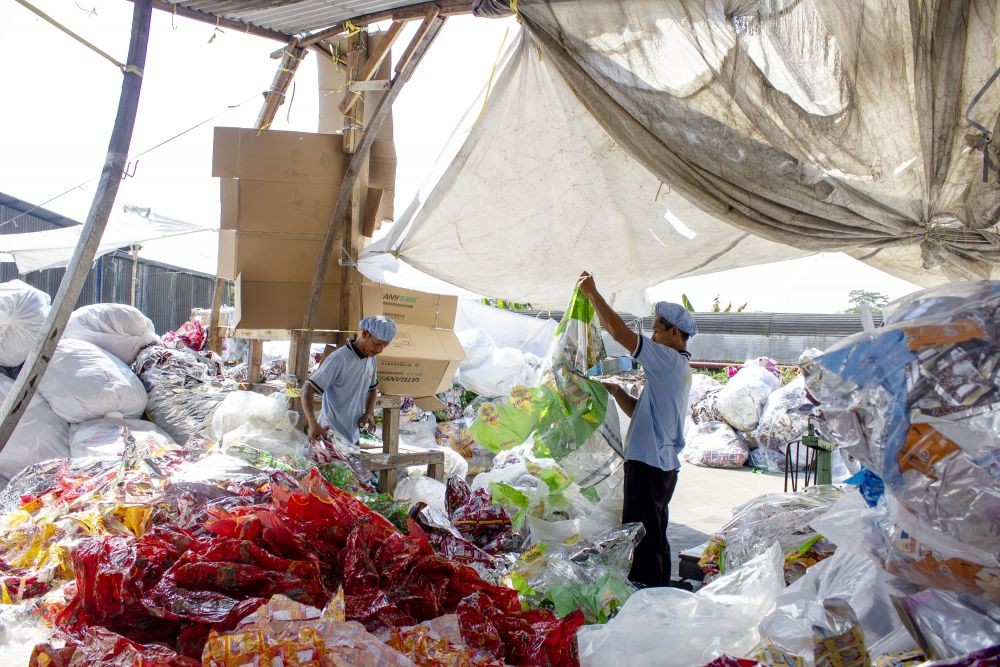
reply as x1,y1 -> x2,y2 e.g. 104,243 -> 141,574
168,0 -> 446,37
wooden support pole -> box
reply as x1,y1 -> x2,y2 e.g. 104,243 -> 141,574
378,404 -> 400,494
248,339 -> 263,385
0,0 -> 153,451
394,8 -> 440,77
293,12 -> 447,379
339,20 -> 404,119
206,276 -> 226,354
256,39 -> 308,131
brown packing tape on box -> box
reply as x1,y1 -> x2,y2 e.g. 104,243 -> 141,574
233,276 -> 351,330
217,230 -> 342,284
219,178 -> 341,236
212,127 -> 344,185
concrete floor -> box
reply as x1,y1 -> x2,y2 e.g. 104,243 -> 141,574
667,464 -> 787,577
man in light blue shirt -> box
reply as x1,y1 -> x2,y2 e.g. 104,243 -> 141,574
578,271 -> 695,587
301,316 -> 397,446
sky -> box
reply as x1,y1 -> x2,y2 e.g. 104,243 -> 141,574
0,1 -> 919,313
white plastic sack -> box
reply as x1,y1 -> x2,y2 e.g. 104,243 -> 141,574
405,446 -> 468,482
0,280 -> 50,367
393,475 -> 447,512
457,327 -> 496,371
682,420 -> 749,469
717,365 -> 781,431
458,347 -> 539,398
578,543 -> 785,666
39,339 -> 147,423
69,417 -> 176,458
0,375 -> 70,486
64,303 -> 157,364
210,391 -> 287,440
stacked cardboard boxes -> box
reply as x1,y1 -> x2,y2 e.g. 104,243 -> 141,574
361,283 -> 465,399
213,127 -> 346,329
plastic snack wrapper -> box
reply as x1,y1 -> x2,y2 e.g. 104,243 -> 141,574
510,523 -> 643,623
468,288 -> 623,491
892,588 -> 1000,660
699,487 -> 842,580
578,543 -> 785,666
717,363 -> 781,432
682,420 -> 750,469
802,281 -> 1000,593
692,388 -> 725,424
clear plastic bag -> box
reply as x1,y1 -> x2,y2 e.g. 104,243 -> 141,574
577,543 -> 785,666
682,420 -> 749,469
748,376 -> 812,451
689,373 -> 722,408
895,588 -> 1000,660
802,281 -> 1000,585
393,475 -> 448,512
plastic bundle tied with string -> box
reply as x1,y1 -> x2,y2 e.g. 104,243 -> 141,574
469,287 -> 624,496
801,281 -> 1000,601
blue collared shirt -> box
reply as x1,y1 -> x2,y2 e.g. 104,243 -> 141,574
625,335 -> 691,472
307,340 -> 378,444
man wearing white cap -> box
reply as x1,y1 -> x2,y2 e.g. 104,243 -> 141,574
301,316 -> 397,446
577,271 -> 696,588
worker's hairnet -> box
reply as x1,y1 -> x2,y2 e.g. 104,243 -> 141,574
359,315 -> 397,342
654,302 -> 697,337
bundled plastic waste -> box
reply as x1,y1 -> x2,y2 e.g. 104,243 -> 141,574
0,375 -> 69,487
746,377 -> 811,452
699,487 -> 841,583
717,362 -> 781,432
0,280 -> 49,368
133,344 -> 234,444
690,373 -> 722,407
511,523 -> 643,623
577,543 -> 786,666
801,281 -> 1000,601
64,303 -> 158,365
69,417 -> 177,458
683,420 -> 750,469
162,319 -> 207,351
209,390 -> 309,459
469,288 -> 624,496
38,339 -> 147,423
692,388 -> 725,424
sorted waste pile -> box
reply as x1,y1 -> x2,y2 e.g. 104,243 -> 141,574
675,281 -> 1000,667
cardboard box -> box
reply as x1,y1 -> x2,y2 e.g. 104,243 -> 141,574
217,230 -> 340,284
362,283 -> 464,397
220,178 -> 339,235
361,283 -> 457,329
213,127 -> 345,184
233,275 -> 345,330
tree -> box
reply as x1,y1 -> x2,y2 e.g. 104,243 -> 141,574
481,297 -> 531,311
680,293 -> 747,313
844,289 -> 889,314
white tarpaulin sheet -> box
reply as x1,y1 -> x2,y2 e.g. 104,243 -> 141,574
0,209 -> 209,274
361,29 -> 809,312
363,1 -> 1000,309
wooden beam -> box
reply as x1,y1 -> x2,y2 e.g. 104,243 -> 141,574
248,338 -> 263,385
394,8 -> 440,77
256,39 -> 308,130
342,31 -> 368,155
348,1 -> 472,27
362,187 -> 385,237
148,1 -> 290,43
206,277 -> 226,354
0,0 -> 153,451
339,20 -> 404,118
293,12 -> 447,379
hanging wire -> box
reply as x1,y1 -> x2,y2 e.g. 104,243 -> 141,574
0,93 -> 261,230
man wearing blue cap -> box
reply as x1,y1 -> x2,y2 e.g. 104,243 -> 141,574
301,315 -> 397,446
578,271 -> 695,587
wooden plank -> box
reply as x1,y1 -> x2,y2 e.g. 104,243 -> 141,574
394,8 -> 440,77
227,328 -> 346,342
349,1 -> 472,27
361,450 -> 444,471
294,12 -> 446,380
256,39 -> 308,130
342,31 -> 368,155
427,460 -> 446,481
0,0 -> 153,451
362,187 -> 385,238
339,20 -> 404,118
206,277 -> 226,354
248,339 -> 263,385
379,405 -> 401,493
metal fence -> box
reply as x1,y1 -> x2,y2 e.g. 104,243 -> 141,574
0,194 -> 227,334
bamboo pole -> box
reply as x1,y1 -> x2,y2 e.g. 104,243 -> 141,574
0,0 -> 154,450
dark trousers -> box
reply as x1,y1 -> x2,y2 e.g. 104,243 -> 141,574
622,460 -> 679,587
